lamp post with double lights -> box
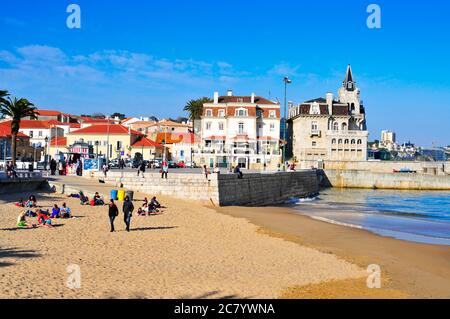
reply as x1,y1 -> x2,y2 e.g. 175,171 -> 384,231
282,76 -> 292,169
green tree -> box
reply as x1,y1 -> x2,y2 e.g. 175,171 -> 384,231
0,96 -> 37,164
183,97 -> 211,134
111,112 -> 126,120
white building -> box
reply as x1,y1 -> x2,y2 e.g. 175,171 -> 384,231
198,91 -> 281,169
289,65 -> 369,166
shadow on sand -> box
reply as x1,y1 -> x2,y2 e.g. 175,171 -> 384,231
0,247 -> 41,268
130,226 -> 178,232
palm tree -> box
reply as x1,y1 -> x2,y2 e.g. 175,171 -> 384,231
183,97 -> 211,135
0,96 -> 37,165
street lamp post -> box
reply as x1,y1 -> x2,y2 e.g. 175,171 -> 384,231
44,136 -> 49,170
106,117 -> 110,164
282,76 -> 292,169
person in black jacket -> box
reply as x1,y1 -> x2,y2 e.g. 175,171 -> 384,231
108,199 -> 119,232
122,196 -> 134,232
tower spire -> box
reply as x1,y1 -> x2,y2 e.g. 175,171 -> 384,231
343,64 -> 355,91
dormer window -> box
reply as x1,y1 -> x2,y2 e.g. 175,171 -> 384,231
235,108 -> 248,117
205,109 -> 213,117
218,109 -> 225,117
310,103 -> 320,115
269,110 -> 276,118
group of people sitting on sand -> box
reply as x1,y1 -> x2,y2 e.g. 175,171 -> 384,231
137,196 -> 162,216
15,195 -> 73,229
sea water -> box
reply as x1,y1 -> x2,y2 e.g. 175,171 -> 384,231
289,188 -> 450,246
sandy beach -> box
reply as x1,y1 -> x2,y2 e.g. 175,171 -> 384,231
0,190 -> 366,299
217,206 -> 450,298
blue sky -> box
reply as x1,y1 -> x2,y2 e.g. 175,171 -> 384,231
0,0 -> 449,146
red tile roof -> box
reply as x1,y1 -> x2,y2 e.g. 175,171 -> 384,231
69,124 -> 142,135
131,137 -> 163,148
50,136 -> 67,147
1,120 -> 51,129
0,123 -> 29,138
217,96 -> 278,105
35,110 -> 62,116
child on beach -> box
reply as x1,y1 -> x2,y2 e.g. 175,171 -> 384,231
37,209 -> 53,228
93,192 -> 105,206
51,204 -> 61,218
15,198 -> 25,207
17,211 -> 36,229
27,195 -> 37,208
60,203 -> 72,218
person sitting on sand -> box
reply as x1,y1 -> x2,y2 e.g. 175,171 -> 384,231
93,192 -> 105,206
60,203 -> 71,219
37,209 -> 53,228
150,197 -> 161,210
79,191 -> 89,205
15,198 -> 25,207
51,204 -> 61,218
27,195 -> 37,208
17,211 -> 36,229
137,206 -> 146,216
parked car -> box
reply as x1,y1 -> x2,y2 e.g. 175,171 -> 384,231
168,161 -> 178,168
184,161 -> 196,168
177,161 -> 186,168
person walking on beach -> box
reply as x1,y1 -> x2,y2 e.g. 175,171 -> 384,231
108,199 -> 119,232
122,196 -> 134,232
203,165 -> 210,180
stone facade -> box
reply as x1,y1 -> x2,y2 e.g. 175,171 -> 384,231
288,65 -> 369,163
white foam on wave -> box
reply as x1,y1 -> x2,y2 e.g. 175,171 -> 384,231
309,216 -> 364,230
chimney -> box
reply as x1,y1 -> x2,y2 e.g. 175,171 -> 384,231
251,93 -> 255,104
213,91 -> 219,104
227,89 -> 233,97
326,93 -> 333,114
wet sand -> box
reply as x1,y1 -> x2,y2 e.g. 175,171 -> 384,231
216,206 -> 450,298
0,191 -> 365,299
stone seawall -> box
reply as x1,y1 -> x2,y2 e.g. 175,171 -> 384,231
321,170 -> 450,190
217,171 -> 319,206
0,178 -> 48,195
84,170 -> 319,206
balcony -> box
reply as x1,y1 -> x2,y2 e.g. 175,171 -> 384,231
310,130 -> 321,137
326,130 -> 368,137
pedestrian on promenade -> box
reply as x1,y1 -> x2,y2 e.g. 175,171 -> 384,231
161,161 -> 169,179
138,161 -> 146,178
203,165 -> 210,180
108,199 -> 119,232
122,196 -> 134,232
50,159 -> 57,176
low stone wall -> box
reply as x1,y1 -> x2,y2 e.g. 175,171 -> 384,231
217,171 -> 319,206
298,159 -> 449,175
0,178 -> 48,195
321,170 -> 450,190
84,170 -> 319,206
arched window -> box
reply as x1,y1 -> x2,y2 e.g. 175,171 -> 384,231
341,123 -> 348,131
333,122 -> 339,131
338,139 -> 343,145
351,139 -> 356,145
344,139 -> 349,145
357,139 -> 362,145
332,139 -> 337,144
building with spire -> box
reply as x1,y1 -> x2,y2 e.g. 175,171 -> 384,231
288,65 -> 369,166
